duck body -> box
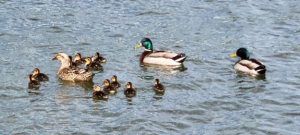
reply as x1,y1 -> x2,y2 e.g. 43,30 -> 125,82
103,79 -> 117,94
136,38 -> 186,66
31,68 -> 49,81
92,52 -> 107,63
86,63 -> 102,71
93,85 -> 109,100
111,75 -> 120,89
124,82 -> 136,98
231,48 -> 266,76
53,53 -> 94,82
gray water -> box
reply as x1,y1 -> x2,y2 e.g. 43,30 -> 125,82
1,0 -> 300,134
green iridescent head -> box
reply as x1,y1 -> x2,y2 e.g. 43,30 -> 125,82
135,38 -> 153,51
230,48 -> 250,60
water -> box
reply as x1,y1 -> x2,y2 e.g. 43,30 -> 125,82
1,0 -> 300,134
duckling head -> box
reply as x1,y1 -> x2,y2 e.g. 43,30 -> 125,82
52,53 -> 71,70
74,53 -> 82,62
111,75 -> 118,82
126,82 -> 133,89
32,68 -> 40,76
155,79 -> 160,85
230,48 -> 250,60
135,37 -> 153,51
28,74 -> 35,81
84,57 -> 92,65
103,79 -> 111,87
93,85 -> 101,92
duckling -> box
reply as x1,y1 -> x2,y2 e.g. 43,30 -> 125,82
92,52 -> 107,63
111,75 -> 120,89
124,82 -> 136,98
28,74 -> 40,89
84,57 -> 102,71
153,79 -> 165,94
52,53 -> 94,82
135,38 -> 186,66
73,52 -> 84,66
103,79 -> 117,94
68,56 -> 78,69
230,48 -> 266,76
93,85 -> 109,100
31,68 -> 49,81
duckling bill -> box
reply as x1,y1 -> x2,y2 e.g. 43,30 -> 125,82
230,48 -> 266,76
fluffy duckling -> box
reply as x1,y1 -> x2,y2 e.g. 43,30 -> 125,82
103,79 -> 117,94
135,38 -> 186,66
153,79 -> 165,94
52,53 -> 94,82
93,85 -> 109,100
73,52 -> 84,66
230,48 -> 266,76
84,57 -> 102,71
92,52 -> 107,63
124,82 -> 136,98
111,75 -> 120,89
28,74 -> 40,89
31,68 -> 49,81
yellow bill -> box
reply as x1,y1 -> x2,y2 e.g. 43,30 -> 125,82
135,42 -> 142,49
230,53 -> 237,58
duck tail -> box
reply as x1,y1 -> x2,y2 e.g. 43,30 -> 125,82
255,65 -> 266,74
172,53 -> 186,63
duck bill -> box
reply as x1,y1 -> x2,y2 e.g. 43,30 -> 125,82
52,56 -> 58,60
135,42 -> 142,49
230,53 -> 237,58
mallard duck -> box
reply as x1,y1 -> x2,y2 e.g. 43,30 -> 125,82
111,75 -> 120,89
52,53 -> 94,82
84,57 -> 102,71
124,82 -> 136,98
135,38 -> 187,66
28,74 -> 40,89
102,79 -> 117,94
230,48 -> 266,76
93,85 -> 109,100
153,79 -> 165,94
92,52 -> 107,63
31,68 -> 49,81
73,52 -> 84,66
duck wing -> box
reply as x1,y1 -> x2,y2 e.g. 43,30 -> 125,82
147,51 -> 186,63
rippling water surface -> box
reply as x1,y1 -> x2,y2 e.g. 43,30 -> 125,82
1,0 -> 300,134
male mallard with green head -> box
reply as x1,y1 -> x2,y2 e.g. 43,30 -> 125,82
103,79 -> 117,94
93,85 -> 109,100
92,52 -> 107,63
135,38 -> 186,66
52,53 -> 94,82
28,74 -> 40,89
32,68 -> 49,81
124,82 -> 136,98
111,75 -> 120,89
84,57 -> 102,71
153,79 -> 165,94
230,48 -> 266,76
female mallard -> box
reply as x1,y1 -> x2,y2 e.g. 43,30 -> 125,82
92,52 -> 107,63
84,57 -> 102,71
32,68 -> 49,81
52,53 -> 94,82
111,75 -> 120,89
124,82 -> 136,98
230,48 -> 266,76
103,79 -> 117,94
93,85 -> 109,100
28,74 -> 40,89
135,38 -> 186,66
153,79 -> 165,94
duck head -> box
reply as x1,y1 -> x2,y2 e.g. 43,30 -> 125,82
126,82 -> 133,89
103,79 -> 111,87
52,53 -> 71,70
230,48 -> 250,60
135,37 -> 153,51
111,75 -> 118,82
74,53 -> 82,62
84,57 -> 92,65
155,79 -> 160,85
32,68 -> 40,76
93,85 -> 101,92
